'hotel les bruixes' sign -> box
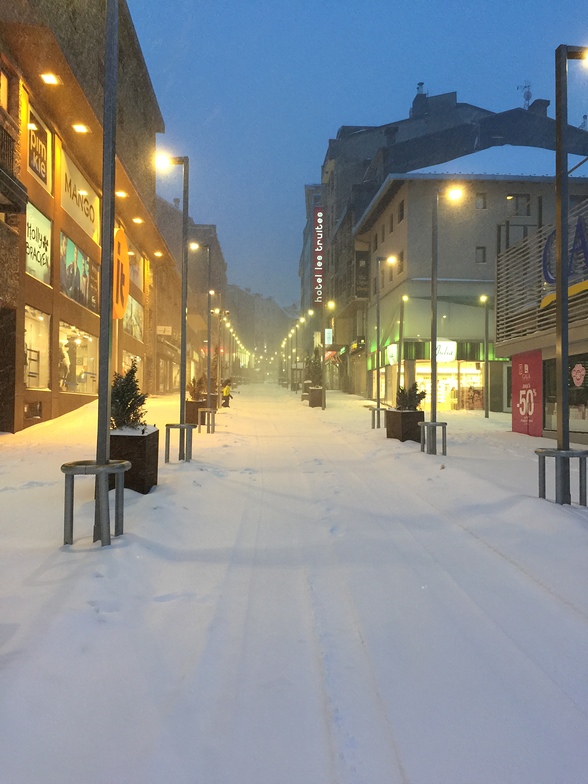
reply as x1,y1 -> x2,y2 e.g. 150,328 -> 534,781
313,207 -> 324,308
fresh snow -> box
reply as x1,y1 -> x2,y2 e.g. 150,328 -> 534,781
1,384 -> 587,784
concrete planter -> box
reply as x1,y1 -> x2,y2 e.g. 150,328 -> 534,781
385,409 -> 424,442
185,400 -> 206,424
308,387 -> 323,408
109,426 -> 159,494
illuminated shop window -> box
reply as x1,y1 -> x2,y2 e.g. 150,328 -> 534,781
58,321 -> 98,394
123,295 -> 144,341
127,242 -> 145,291
25,203 -> 52,286
59,232 -> 100,313
24,305 -> 50,389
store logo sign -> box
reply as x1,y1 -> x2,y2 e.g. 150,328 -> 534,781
436,340 -> 457,362
28,108 -> 52,192
61,151 -> 101,243
541,216 -> 588,307
112,228 -> 130,319
25,203 -> 51,285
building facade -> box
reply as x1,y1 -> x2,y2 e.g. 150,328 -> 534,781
353,173 -> 588,413
0,1 -> 181,432
496,198 -> 588,443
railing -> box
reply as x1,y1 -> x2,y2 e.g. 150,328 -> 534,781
0,126 -> 15,173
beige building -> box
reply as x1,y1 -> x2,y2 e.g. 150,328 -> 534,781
352,173 -> 588,412
0,1 -> 181,432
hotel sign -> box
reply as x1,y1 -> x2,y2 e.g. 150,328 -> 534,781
61,150 -> 101,244
312,207 -> 324,307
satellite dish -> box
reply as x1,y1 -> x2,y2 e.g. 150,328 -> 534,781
517,81 -> 532,110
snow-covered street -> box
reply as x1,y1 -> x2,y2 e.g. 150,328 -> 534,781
1,384 -> 588,784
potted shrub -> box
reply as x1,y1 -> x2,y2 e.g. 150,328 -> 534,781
186,373 -> 207,423
307,347 -> 323,408
301,353 -> 311,401
385,382 -> 426,442
109,359 -> 158,494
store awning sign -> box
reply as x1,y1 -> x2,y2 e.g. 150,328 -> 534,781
436,340 -> 457,362
61,150 -> 101,244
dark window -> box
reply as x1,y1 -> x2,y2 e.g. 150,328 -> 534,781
373,233 -> 378,251
475,246 -> 487,264
397,250 -> 405,274
398,200 -> 405,223
506,193 -> 531,217
475,193 -> 487,209
389,213 -> 394,233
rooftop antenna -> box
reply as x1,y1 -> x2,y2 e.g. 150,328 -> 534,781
517,80 -> 532,109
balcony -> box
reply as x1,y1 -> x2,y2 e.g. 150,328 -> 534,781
0,127 -> 27,213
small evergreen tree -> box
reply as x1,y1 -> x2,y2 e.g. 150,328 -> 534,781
110,359 -> 148,429
187,373 -> 207,401
395,382 -> 426,410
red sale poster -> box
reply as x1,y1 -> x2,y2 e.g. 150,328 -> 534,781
512,350 -> 543,436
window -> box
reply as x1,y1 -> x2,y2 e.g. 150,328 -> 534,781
59,232 -> 100,313
506,193 -> 531,217
0,70 -> 7,111
398,200 -> 405,223
397,250 -> 405,274
123,295 -> 144,341
373,233 -> 378,251
388,263 -> 394,283
475,246 -> 487,264
475,193 -> 487,210
24,305 -> 50,389
381,224 -> 385,243
58,321 -> 99,394
26,204 -> 52,286
389,213 -> 394,233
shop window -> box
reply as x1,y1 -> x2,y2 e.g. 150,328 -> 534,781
128,242 -> 145,291
24,401 -> 43,421
398,200 -> 405,223
123,296 -> 144,341
24,305 -> 50,388
506,193 -> 531,217
0,70 -> 7,111
59,232 -> 100,313
25,204 -> 52,286
58,321 -> 98,394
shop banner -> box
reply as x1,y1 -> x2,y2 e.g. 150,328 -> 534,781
61,150 -> 101,243
512,350 -> 543,437
26,203 -> 52,285
59,232 -> 100,313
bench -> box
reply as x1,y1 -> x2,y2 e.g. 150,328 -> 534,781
198,407 -> 216,434
369,406 -> 390,429
534,448 -> 588,505
164,423 -> 198,463
61,459 -> 131,546
418,421 -> 448,456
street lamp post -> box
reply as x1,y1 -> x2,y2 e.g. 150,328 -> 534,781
397,294 -> 408,399
204,246 -> 212,410
480,295 -> 490,419
553,44 -> 585,503
375,256 -> 396,427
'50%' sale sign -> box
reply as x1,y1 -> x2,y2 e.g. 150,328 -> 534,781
512,350 -> 543,436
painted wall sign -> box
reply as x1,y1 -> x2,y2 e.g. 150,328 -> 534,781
386,343 -> 398,364
112,227 -> 130,320
61,151 -> 101,243
25,203 -> 52,285
312,207 -> 324,308
27,107 -> 52,192
512,349 -> 543,437
541,215 -> 588,308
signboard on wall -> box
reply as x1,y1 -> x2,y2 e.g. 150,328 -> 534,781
512,349 -> 543,437
26,203 -> 51,285
28,107 -> 52,192
312,207 -> 324,308
61,150 -> 101,243
355,250 -> 369,298
59,231 -> 100,313
112,227 -> 130,319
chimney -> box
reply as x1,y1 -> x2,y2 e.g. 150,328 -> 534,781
410,82 -> 428,118
528,98 -> 550,117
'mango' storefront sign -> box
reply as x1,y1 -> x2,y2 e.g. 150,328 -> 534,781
61,151 -> 101,244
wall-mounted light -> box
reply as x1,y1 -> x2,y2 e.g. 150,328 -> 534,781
40,72 -> 62,85
72,124 -> 90,134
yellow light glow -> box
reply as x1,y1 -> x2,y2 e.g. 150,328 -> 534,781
154,251 -> 163,257
386,255 -> 397,265
447,187 -> 463,202
189,242 -> 199,250
72,124 -> 90,134
40,73 -> 61,85
27,123 -> 38,131
402,295 -> 409,302
155,152 -> 172,171
480,294 -> 488,303
327,300 -> 336,310
77,189 -> 88,196
115,190 -> 128,198
308,309 -> 314,316
132,217 -> 144,224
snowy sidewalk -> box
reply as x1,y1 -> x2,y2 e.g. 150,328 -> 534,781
0,385 -> 587,783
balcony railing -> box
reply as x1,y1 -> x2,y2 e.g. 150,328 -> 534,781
0,126 -> 15,173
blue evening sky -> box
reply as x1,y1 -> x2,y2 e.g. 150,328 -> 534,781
126,0 -> 588,307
